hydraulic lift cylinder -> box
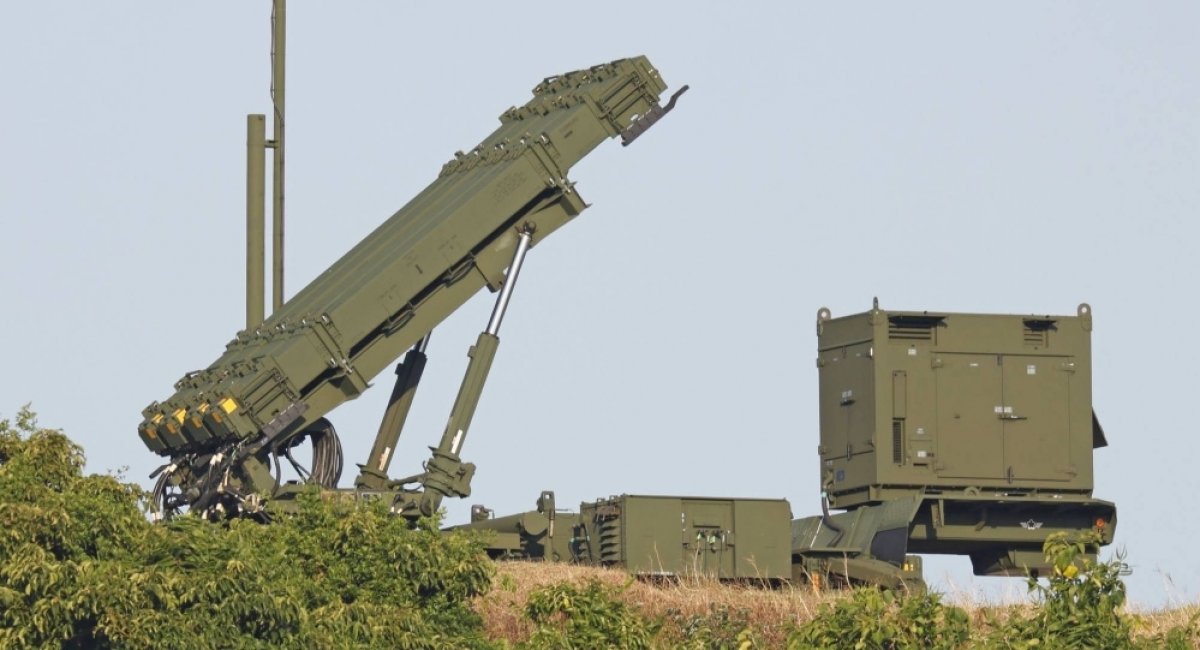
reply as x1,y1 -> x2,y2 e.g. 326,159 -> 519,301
419,230 -> 533,515
438,229 -> 532,454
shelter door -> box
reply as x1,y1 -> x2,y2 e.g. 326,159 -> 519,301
935,354 -> 1005,480
1001,356 -> 1072,481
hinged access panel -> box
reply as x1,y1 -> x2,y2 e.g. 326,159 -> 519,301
935,353 -> 1073,482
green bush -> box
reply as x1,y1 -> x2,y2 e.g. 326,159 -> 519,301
984,531 -> 1132,649
520,579 -> 658,649
982,531 -> 1200,650
787,587 -> 969,650
0,407 -> 497,649
663,603 -> 760,649
8,406 -> 1200,649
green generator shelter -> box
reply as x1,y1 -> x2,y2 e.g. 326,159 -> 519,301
794,301 -> 1116,579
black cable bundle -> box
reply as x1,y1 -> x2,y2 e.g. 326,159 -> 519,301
277,417 -> 343,489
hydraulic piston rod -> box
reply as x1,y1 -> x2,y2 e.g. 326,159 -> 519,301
417,229 -> 534,516
486,229 -> 533,336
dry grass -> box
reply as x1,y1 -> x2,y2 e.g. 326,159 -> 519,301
474,561 -> 1200,647
1132,604 -> 1200,646
942,580 -> 1200,647
477,561 -> 846,646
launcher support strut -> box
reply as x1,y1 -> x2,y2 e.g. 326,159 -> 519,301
416,228 -> 534,516
356,335 -> 431,490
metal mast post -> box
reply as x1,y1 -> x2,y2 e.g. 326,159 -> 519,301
246,115 -> 267,329
269,0 -> 286,311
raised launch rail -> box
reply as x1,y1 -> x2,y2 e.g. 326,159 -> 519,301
139,57 -> 679,518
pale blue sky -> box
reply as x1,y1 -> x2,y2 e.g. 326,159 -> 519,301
2,3 -> 1197,607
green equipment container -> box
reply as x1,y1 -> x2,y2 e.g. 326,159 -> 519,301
794,301 -> 1116,580
575,495 -> 793,581
816,301 -> 1106,508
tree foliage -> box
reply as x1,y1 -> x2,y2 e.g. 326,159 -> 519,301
0,407 -> 497,649
986,531 -> 1133,649
5,407 -> 1200,648
981,531 -> 1197,650
520,579 -> 658,649
786,587 -> 969,650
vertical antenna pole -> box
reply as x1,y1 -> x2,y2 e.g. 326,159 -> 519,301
270,0 -> 286,312
246,114 -> 267,329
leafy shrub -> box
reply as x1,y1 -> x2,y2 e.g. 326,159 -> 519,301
520,579 -> 658,649
8,406 -> 1200,649
979,531 -> 1129,649
663,603 -> 760,650
984,531 -> 1200,650
0,407 -> 497,649
1152,621 -> 1200,650
787,587 -> 969,650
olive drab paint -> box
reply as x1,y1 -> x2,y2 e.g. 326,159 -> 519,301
136,48 -> 1116,589
139,57 -> 681,518
464,303 -> 1115,588
789,302 -> 1116,583
815,302 -> 1105,505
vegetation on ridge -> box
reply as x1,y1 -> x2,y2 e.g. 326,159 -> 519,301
2,406 -> 1197,648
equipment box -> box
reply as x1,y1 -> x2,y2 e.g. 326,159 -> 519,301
816,303 -> 1105,509
575,495 -> 792,581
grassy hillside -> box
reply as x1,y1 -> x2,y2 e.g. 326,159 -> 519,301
4,407 -> 1196,649
477,561 -> 1200,648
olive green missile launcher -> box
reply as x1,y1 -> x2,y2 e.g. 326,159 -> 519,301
138,57 -> 687,519
136,45 -> 1116,589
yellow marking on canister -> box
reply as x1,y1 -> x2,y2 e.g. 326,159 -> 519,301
218,398 -> 239,414
172,408 -> 187,424
143,426 -> 159,440
151,413 -> 164,424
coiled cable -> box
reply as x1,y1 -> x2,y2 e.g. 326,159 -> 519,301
277,417 -> 343,489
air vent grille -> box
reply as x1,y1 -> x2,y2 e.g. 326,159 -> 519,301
1022,319 -> 1056,347
892,419 -> 904,464
596,515 -> 622,565
887,315 -> 944,342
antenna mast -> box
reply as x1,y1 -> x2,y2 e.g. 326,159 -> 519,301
246,0 -> 286,328
269,0 -> 285,312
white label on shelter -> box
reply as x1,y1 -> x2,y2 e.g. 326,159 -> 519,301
1027,364 -> 1037,375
